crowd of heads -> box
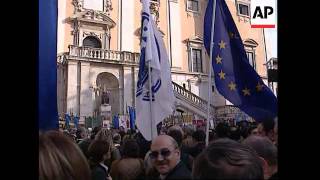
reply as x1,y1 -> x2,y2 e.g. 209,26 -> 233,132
40,117 -> 278,180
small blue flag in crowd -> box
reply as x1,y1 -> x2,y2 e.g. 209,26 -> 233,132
39,0 -> 58,130
128,106 -> 136,130
203,0 -> 277,121
74,115 -> 79,128
136,0 -> 175,141
113,115 -> 119,129
65,113 -> 71,129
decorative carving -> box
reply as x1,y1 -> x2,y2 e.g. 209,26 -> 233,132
104,0 -> 113,16
72,0 -> 83,13
150,1 -> 160,25
72,0 -> 113,15
83,31 -> 102,40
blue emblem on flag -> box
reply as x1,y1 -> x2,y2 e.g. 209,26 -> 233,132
136,12 -> 162,101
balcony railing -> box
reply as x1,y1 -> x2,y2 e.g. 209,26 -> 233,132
68,45 -> 140,64
172,81 -> 215,114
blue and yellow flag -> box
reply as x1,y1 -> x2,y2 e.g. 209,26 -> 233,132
39,0 -> 58,130
204,0 -> 277,121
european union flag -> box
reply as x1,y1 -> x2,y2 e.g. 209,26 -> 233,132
203,0 -> 277,121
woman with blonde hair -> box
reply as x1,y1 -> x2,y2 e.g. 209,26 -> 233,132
39,130 -> 90,180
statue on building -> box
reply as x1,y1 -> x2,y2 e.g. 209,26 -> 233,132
101,91 -> 110,104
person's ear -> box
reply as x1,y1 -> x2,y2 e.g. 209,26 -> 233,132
175,149 -> 180,157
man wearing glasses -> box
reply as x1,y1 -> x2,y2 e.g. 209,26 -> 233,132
148,135 -> 191,180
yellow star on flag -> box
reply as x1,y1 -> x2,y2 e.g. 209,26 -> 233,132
216,55 -> 222,64
218,40 -> 226,49
256,82 -> 264,92
218,70 -> 226,79
242,87 -> 251,96
228,81 -> 236,91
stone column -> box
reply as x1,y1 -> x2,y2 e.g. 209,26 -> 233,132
119,67 -> 124,114
80,62 -> 92,123
123,66 -> 133,109
66,61 -> 78,115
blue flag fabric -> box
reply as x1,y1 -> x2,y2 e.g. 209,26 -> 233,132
74,116 -> 79,128
39,0 -> 58,130
113,115 -> 119,129
65,114 -> 70,129
128,106 -> 136,130
203,0 -> 277,121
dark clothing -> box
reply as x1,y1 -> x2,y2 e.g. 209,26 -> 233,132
186,142 -> 205,158
269,172 -> 278,179
104,147 -> 121,169
90,163 -> 110,180
78,138 -> 92,158
147,161 -> 192,180
180,152 -> 193,171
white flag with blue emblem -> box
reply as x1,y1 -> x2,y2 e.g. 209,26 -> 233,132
136,0 -> 175,141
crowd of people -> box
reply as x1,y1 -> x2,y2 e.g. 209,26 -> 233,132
39,118 -> 278,180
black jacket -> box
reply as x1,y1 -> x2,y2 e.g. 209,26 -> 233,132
148,161 -> 192,180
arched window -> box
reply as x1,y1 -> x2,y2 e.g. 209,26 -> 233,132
243,39 -> 258,70
83,36 -> 102,48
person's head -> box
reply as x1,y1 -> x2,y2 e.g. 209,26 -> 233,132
215,122 -> 229,138
192,129 -> 206,142
167,128 -> 183,148
257,118 -> 275,142
122,139 -> 140,158
192,138 -> 263,179
229,126 -> 241,141
91,126 -> 102,139
150,135 -> 180,175
167,125 -> 184,138
39,131 -> 90,180
248,125 -> 258,136
95,128 -> 113,145
113,133 -> 121,144
182,125 -> 194,138
88,139 -> 111,165
242,135 -> 278,179
76,127 -> 87,140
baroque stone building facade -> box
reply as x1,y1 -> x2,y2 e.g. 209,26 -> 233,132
57,0 -> 269,124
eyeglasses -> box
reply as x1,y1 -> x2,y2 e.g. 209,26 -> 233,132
149,148 -> 172,160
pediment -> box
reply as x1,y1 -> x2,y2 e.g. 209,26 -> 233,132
184,36 -> 203,44
69,10 -> 116,28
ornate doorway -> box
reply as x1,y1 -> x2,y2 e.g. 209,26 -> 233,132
95,72 -> 119,120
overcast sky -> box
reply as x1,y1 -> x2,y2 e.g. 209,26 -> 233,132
263,1 -> 277,60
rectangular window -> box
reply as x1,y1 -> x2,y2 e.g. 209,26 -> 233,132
190,49 -> 202,73
187,0 -> 199,12
246,51 -> 256,70
83,0 -> 103,11
237,3 -> 249,16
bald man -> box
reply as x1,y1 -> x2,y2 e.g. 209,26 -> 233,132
148,135 -> 191,180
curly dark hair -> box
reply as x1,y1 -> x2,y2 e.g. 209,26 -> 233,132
88,139 -> 111,165
121,139 -> 140,158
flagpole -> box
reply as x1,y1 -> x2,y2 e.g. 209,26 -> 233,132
148,61 -> 154,140
206,0 -> 218,147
